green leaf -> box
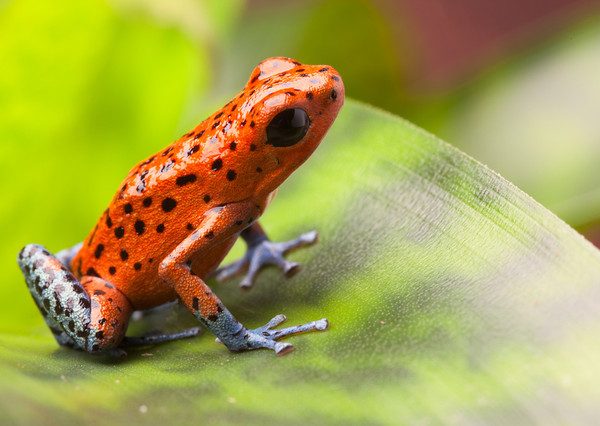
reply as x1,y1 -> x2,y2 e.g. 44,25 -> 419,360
3,100 -> 600,424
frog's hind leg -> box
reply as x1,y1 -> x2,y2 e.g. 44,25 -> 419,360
121,327 -> 201,347
17,244 -> 132,353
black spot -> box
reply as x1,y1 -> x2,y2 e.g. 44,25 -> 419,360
318,67 -> 329,72
250,121 -> 255,128
194,130 -> 205,140
72,284 -> 84,294
214,112 -> 223,119
34,277 -> 43,293
86,267 -> 100,278
79,297 -> 91,309
235,220 -> 243,226
250,144 -> 257,151
240,120 -> 247,127
148,258 -> 153,263
68,320 -> 75,332
94,244 -> 105,259
143,197 -> 152,207
134,262 -> 142,271
137,170 -> 149,193
108,266 -> 116,275
212,121 -> 220,129
187,144 -> 200,156
93,289 -> 105,296
43,299 -> 51,310
226,170 -> 237,181
162,146 -> 173,156
120,249 -> 129,261
186,223 -> 194,231
285,91 -> 296,96
124,203 -> 133,214
99,318 -> 106,325
92,344 -> 100,352
106,214 -> 113,228
207,314 -> 218,322
134,220 -> 145,235
175,174 -> 197,186
331,75 -> 340,82
162,197 -> 177,212
192,297 -> 199,310
306,92 -> 314,100
231,104 -> 237,111
156,224 -> 165,233
160,159 -> 175,173
114,227 -> 125,239
203,194 -> 211,203
205,231 -> 215,239
256,167 -> 263,173
211,159 -> 223,171
95,330 -> 104,339
229,142 -> 237,151
330,89 -> 338,100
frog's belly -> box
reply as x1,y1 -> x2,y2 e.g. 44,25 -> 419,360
115,235 -> 238,310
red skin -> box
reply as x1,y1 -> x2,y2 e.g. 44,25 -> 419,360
72,58 -> 344,323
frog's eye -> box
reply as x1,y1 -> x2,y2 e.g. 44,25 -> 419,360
266,108 -> 310,147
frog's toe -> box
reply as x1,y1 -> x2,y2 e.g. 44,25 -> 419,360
248,315 -> 329,356
276,230 -> 319,252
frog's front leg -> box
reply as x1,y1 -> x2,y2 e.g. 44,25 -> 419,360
158,203 -> 327,355
17,244 -> 132,353
215,222 -> 318,289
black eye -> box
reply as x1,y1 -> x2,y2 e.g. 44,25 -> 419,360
266,108 -> 310,147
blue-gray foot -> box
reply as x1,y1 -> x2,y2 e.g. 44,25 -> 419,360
216,229 -> 319,289
216,314 -> 328,356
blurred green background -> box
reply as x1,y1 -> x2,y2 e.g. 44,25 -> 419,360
4,0 -> 600,423
4,0 -> 600,267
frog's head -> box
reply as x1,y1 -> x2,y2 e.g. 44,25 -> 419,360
235,57 -> 344,196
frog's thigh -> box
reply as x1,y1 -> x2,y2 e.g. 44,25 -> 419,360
18,244 -> 132,352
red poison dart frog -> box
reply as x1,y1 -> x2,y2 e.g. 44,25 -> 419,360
17,57 -> 344,356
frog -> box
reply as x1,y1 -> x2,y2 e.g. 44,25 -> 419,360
17,57 -> 344,356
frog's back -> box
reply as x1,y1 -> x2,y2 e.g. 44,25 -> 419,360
72,109 -> 246,308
